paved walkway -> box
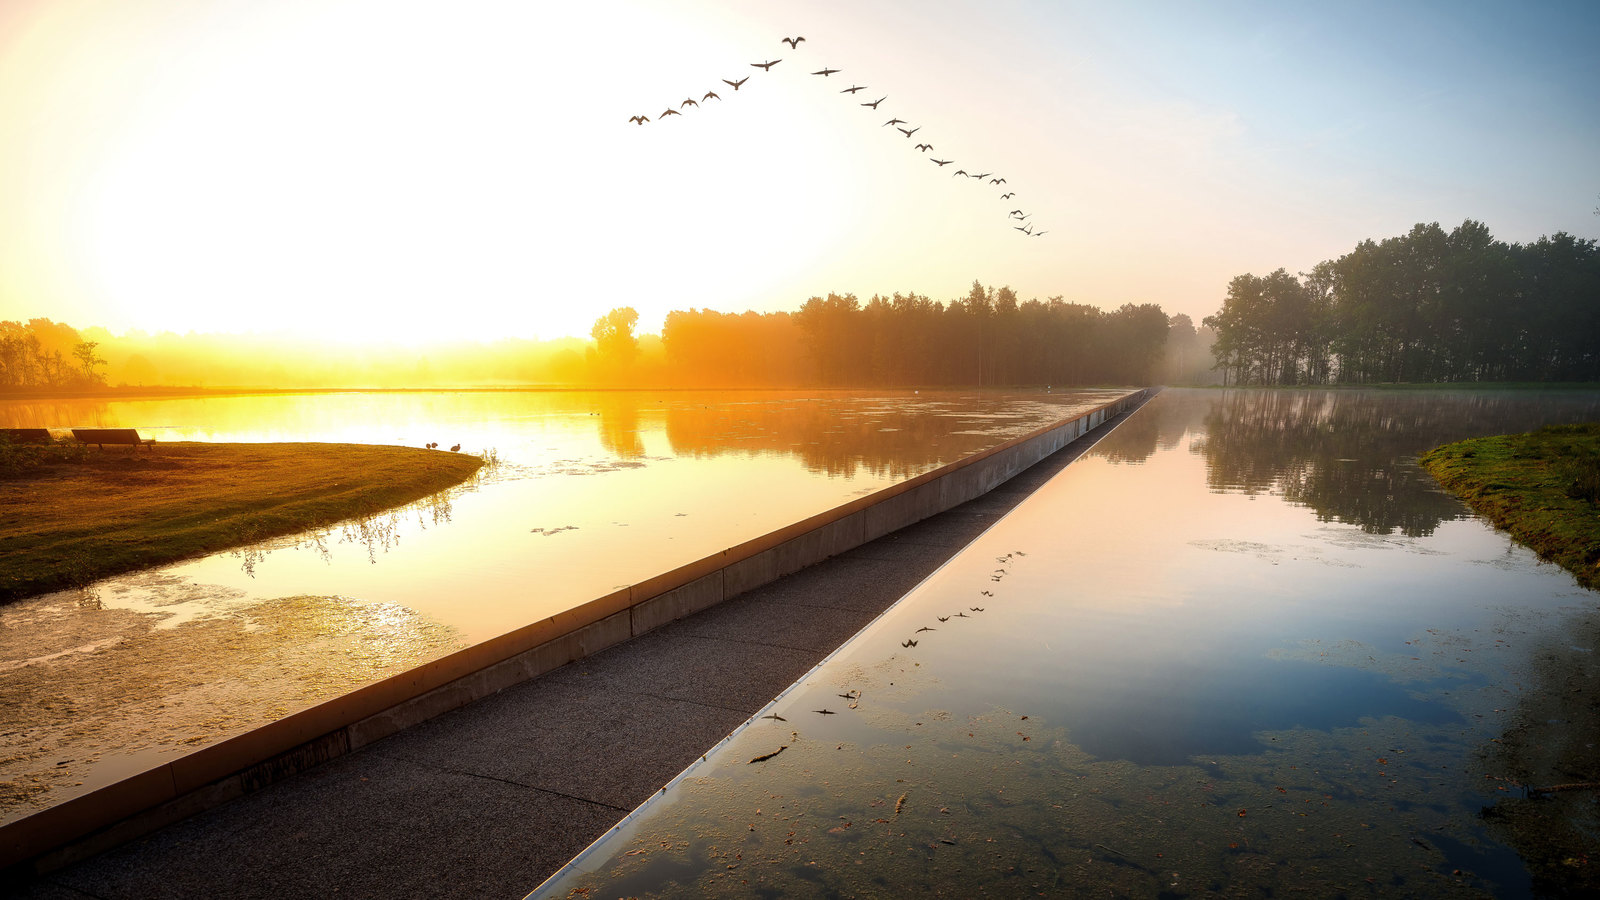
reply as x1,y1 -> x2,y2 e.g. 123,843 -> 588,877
9,406 -> 1137,900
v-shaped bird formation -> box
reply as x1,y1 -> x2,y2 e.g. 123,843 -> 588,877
625,34 -> 1047,238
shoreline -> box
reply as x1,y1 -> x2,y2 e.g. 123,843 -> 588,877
0,442 -> 484,603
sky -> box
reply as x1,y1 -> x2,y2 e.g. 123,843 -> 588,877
0,0 -> 1595,344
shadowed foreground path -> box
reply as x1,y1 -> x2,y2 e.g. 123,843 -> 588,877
9,404 -> 1141,900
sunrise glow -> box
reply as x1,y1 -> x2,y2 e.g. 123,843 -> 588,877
1,0 -> 1595,346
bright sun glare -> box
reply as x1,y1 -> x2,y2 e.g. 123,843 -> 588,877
62,1 -> 904,343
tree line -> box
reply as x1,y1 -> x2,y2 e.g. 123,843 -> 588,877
3,283 -> 1212,394
0,319 -> 106,390
655,282 -> 1207,387
1205,221 -> 1600,384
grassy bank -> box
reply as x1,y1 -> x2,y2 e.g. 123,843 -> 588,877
1419,423 -> 1600,591
0,442 -> 483,603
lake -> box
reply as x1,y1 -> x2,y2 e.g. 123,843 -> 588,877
0,388 -> 1124,825
532,387 -> 1600,898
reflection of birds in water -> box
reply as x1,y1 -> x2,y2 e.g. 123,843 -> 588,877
860,96 -> 885,108
811,67 -> 839,76
450,443 -> 461,451
723,76 -> 749,90
781,36 -> 805,48
627,115 -> 649,125
750,59 -> 781,70
840,84 -> 867,93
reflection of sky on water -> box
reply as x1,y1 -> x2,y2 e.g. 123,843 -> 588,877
538,388 -> 1600,898
0,388 -> 1124,823
3,389 -> 1123,641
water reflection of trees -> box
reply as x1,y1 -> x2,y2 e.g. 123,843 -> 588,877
659,396 -> 1087,480
235,482 -> 460,576
1094,389 -> 1198,464
595,397 -> 645,459
1190,389 -> 1600,537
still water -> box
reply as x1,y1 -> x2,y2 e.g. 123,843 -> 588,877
0,389 -> 1124,824
535,388 -> 1600,899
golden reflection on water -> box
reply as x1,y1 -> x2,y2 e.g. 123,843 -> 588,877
0,389 -> 1124,822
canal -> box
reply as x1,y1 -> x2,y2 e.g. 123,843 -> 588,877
533,387 -> 1600,898
0,388 -> 1123,826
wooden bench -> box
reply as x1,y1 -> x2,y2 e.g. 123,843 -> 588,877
71,428 -> 155,450
1,428 -> 54,444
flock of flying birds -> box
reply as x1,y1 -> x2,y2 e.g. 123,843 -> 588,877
627,35 -> 1047,238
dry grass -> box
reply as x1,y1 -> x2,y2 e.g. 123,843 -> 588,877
0,442 -> 482,602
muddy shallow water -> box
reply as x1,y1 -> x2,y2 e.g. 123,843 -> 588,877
535,388 -> 1600,898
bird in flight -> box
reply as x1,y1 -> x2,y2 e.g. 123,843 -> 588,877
1009,209 -> 1025,217
751,59 -> 781,70
860,96 -> 885,108
1000,192 -> 1014,199
680,97 -> 698,108
1014,223 -> 1032,234
914,143 -> 932,152
811,67 -> 839,76
703,91 -> 720,101
723,76 -> 749,90
972,172 -> 990,180
930,158 -> 953,166
781,36 -> 805,48
883,118 -> 905,127
840,84 -> 867,94
661,108 -> 682,117
990,177 -> 1006,185
1033,230 -> 1047,237
628,115 -> 649,125
898,126 -> 920,138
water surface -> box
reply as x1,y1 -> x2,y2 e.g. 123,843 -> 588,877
0,389 -> 1123,824
535,388 -> 1600,898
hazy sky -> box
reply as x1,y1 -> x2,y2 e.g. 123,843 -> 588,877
1,0 -> 1595,344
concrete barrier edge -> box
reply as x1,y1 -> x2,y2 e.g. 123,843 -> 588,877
1,389 -> 1148,877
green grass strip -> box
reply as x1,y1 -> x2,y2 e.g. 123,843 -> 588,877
0,442 -> 483,603
1419,423 -> 1600,591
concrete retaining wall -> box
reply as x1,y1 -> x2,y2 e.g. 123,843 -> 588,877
1,389 -> 1147,876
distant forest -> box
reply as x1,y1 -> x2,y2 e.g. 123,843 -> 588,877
0,282 -> 1214,392
1206,221 -> 1600,384
660,283 -> 1209,387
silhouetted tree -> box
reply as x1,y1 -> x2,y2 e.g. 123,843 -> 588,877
1208,220 -> 1600,384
